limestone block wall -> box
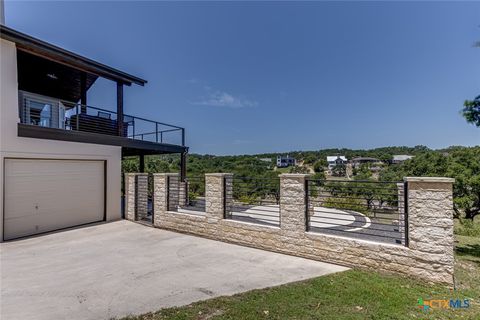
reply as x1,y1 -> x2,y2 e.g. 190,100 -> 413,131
124,173 -> 148,221
148,173 -> 454,284
124,173 -> 136,221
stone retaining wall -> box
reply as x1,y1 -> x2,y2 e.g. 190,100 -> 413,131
145,173 -> 454,284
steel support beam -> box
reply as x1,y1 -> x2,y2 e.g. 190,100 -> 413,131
117,82 -> 124,137
180,151 -> 187,182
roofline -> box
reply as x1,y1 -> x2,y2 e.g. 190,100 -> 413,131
0,25 -> 147,86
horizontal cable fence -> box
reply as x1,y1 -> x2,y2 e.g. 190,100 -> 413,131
167,176 -> 180,212
179,176 -> 206,215
166,176 -> 206,216
306,179 -> 406,245
225,176 -> 281,227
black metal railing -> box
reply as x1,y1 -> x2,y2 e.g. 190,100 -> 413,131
166,175 -> 206,215
167,176 -> 180,211
20,96 -> 185,146
225,176 -> 281,227
180,176 -> 206,214
306,179 -> 406,245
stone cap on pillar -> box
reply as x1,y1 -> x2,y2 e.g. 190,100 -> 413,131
124,172 -> 149,176
404,177 -> 455,183
152,173 -> 179,177
279,173 -> 311,178
205,173 -> 233,177
404,176 -> 455,191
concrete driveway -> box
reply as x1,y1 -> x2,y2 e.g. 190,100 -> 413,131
1,220 -> 348,320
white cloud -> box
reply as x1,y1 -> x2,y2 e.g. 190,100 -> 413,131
192,91 -> 258,108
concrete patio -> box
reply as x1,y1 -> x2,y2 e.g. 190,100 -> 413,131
1,220 -> 348,320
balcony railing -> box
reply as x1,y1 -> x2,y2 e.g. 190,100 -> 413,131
20,98 -> 185,146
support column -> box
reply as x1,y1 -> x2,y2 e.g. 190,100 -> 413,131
280,174 -> 309,235
139,154 -> 145,173
180,151 -> 187,182
205,173 -> 232,222
405,177 -> 455,284
117,82 -> 124,137
80,72 -> 87,113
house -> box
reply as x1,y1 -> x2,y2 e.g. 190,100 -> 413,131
0,25 -> 188,241
326,156 -> 347,170
351,157 -> 380,169
392,155 -> 414,164
276,155 -> 296,168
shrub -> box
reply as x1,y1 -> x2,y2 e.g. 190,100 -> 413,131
454,218 -> 480,237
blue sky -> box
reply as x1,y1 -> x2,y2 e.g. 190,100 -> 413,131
5,1 -> 480,155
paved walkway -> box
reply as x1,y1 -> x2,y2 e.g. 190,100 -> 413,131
1,220 -> 347,320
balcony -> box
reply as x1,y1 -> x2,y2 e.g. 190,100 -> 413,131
17,93 -> 186,155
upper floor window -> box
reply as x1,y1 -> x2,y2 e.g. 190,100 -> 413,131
19,91 -> 64,129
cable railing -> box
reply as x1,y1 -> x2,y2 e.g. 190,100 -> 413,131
225,176 -> 281,227
178,176 -> 206,215
306,179 -> 406,245
20,96 -> 185,146
166,175 -> 205,216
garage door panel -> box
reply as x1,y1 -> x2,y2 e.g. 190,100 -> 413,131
4,159 -> 105,240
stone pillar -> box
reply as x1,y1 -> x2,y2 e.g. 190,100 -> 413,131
280,174 -> 309,235
205,173 -> 232,222
152,173 -> 180,227
124,173 -> 148,221
405,177 -> 455,284
135,173 -> 148,220
124,173 -> 136,221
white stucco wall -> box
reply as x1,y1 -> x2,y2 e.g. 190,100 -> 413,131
0,39 -> 122,241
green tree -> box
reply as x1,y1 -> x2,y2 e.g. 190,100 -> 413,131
289,166 -> 310,174
313,159 -> 328,172
332,163 -> 346,177
381,148 -> 480,220
462,95 -> 480,127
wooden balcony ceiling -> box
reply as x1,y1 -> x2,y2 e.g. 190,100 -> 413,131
17,50 -> 98,102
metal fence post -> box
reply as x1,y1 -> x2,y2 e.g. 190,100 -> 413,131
76,104 -> 79,131
223,176 -> 227,219
305,179 -> 310,232
166,176 -> 170,212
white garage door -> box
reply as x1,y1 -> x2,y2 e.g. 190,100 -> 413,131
4,159 -> 105,240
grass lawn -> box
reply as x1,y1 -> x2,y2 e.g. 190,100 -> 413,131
122,235 -> 480,320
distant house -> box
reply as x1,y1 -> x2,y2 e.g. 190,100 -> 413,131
277,155 -> 296,168
392,155 -> 414,164
258,158 -> 272,163
327,156 -> 347,170
351,157 -> 380,169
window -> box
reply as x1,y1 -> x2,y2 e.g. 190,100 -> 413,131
29,101 -> 52,127
20,91 -> 61,129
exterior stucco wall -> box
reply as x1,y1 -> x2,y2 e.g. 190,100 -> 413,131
151,173 -> 455,284
0,39 -> 122,241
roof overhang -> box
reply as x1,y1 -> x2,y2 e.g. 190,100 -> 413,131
0,25 -> 147,86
